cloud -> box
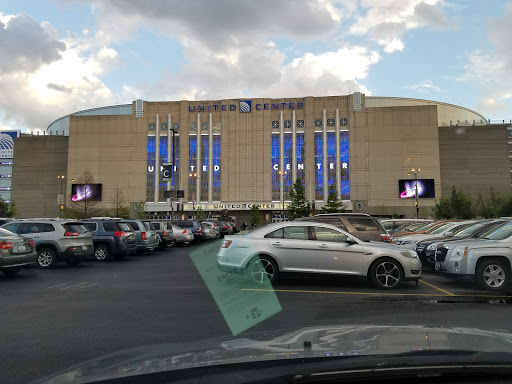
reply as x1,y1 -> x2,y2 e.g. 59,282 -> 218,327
407,80 -> 443,93
349,0 -> 450,52
457,3 -> 512,118
0,13 -> 117,131
0,12 -> 66,73
94,0 -> 342,48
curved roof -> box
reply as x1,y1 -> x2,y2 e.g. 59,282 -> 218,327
366,96 -> 487,126
47,104 -> 132,135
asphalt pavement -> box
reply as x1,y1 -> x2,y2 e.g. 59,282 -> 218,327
2,240 -> 512,384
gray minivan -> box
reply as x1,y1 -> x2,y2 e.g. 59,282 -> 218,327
118,219 -> 159,254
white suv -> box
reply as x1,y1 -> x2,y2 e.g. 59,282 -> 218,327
435,221 -> 512,291
1,219 -> 94,268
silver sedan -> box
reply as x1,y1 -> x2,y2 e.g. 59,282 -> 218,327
170,224 -> 194,245
217,222 -> 422,289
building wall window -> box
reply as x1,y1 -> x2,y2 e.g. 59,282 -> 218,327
147,136 -> 156,200
340,130 -> 350,199
200,134 -> 208,201
327,131 -> 336,190
296,132 -> 305,186
283,133 -> 292,200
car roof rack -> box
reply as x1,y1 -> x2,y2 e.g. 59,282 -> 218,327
313,213 -> 371,217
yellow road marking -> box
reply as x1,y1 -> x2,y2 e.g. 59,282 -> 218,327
241,288 -> 512,298
419,279 -> 455,296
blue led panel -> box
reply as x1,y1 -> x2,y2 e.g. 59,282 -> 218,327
340,131 -> 350,199
212,135 -> 221,201
314,132 -> 323,200
271,133 -> 280,201
296,132 -> 305,187
147,136 -> 155,201
327,131 -> 336,190
283,133 -> 292,200
188,135 -> 197,201
201,135 -> 209,201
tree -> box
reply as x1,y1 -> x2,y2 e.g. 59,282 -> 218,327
0,198 -> 17,217
287,179 -> 311,219
195,206 -> 206,221
250,204 -> 260,227
322,184 -> 346,213
432,186 -> 473,219
68,171 -> 102,219
133,201 -> 147,219
110,186 -> 130,218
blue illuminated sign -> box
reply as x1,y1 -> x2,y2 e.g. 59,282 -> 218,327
189,100 -> 304,112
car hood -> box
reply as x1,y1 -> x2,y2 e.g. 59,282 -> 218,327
440,238 -> 511,249
33,325 -> 512,384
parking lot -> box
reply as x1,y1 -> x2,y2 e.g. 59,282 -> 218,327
3,240 -> 512,384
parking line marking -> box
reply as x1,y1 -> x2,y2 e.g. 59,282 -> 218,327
241,288 -> 512,298
47,283 -> 68,289
60,282 -> 88,290
419,280 -> 455,296
73,283 -> 98,290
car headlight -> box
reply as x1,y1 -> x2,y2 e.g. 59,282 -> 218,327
427,242 -> 439,251
452,246 -> 468,258
400,251 -> 419,259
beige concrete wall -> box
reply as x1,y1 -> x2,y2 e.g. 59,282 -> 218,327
351,105 -> 441,218
67,114 -> 146,211
439,125 -> 511,196
11,135 -> 68,218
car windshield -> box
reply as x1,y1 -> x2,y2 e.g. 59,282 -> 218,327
116,222 -> 133,232
5,2 -> 512,384
429,223 -> 454,234
452,222 -> 488,237
0,227 -> 16,236
482,222 -> 512,240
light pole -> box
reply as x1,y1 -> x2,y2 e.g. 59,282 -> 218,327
408,168 -> 421,219
189,172 -> 197,220
57,174 -> 65,217
278,170 -> 287,222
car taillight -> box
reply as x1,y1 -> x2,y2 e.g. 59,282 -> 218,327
162,230 -> 166,237
221,240 -> 232,248
182,230 -> 187,234
196,228 -> 201,233
0,242 -> 13,249
29,240 -> 35,247
141,232 -> 147,240
114,231 -> 127,237
64,232 -> 79,237
223,225 -> 228,229
381,233 -> 390,242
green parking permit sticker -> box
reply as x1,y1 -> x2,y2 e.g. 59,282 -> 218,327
190,241 -> 282,336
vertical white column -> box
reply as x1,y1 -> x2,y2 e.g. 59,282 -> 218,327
322,109 -> 327,202
292,110 -> 297,183
155,114 -> 160,203
280,111 -> 284,205
167,114 -> 172,203
208,113 -> 213,202
335,109 -> 341,200
196,113 -> 201,203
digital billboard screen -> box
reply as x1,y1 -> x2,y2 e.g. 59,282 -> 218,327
71,184 -> 102,201
399,179 -> 435,199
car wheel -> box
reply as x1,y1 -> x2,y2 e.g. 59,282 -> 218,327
94,244 -> 110,262
476,259 -> 509,291
369,258 -> 403,289
37,248 -> 57,269
249,256 -> 278,284
2,267 -> 21,276
66,257 -> 81,266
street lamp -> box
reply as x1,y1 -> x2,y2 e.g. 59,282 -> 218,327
189,172 -> 197,220
57,175 -> 65,217
408,168 -> 421,219
278,170 -> 287,222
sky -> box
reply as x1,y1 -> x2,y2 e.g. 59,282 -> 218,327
0,0 -> 511,133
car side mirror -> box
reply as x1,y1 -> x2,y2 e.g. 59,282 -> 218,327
346,237 -> 357,245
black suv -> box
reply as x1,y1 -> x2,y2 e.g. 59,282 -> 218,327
297,213 -> 389,242
81,219 -> 138,261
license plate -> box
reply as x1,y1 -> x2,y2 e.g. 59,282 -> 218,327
16,244 -> 27,252
435,262 -> 441,270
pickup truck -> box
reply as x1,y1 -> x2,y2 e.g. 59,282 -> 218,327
435,221 -> 512,291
